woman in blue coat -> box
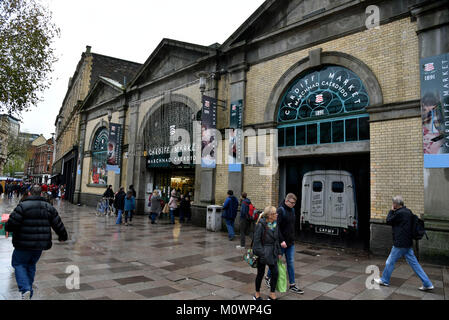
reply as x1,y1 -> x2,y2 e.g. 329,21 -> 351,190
124,191 -> 135,226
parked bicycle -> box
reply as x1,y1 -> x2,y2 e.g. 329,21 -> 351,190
96,197 -> 114,216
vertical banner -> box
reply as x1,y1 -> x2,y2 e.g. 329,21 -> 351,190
107,123 -> 122,173
229,100 -> 243,172
420,53 -> 449,168
201,95 -> 217,168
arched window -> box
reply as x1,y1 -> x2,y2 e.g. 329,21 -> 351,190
278,65 -> 370,147
90,127 -> 108,185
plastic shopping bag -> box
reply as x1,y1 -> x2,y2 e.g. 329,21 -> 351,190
276,260 -> 287,293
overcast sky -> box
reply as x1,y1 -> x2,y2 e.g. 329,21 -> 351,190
19,0 -> 265,139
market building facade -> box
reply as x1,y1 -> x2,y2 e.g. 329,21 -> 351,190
69,0 -> 449,263
52,46 -> 141,203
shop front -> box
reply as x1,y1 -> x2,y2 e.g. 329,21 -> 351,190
141,101 -> 197,212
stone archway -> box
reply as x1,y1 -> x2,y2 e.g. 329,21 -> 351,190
264,50 -> 383,123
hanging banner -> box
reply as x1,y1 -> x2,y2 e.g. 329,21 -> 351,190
201,95 -> 217,168
229,100 -> 243,172
107,123 -> 122,168
420,53 -> 449,168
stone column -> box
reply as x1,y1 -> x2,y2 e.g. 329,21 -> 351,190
73,112 -> 87,204
411,0 -> 449,264
114,104 -> 127,192
227,52 -> 248,198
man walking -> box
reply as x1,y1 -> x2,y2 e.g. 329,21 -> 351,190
236,192 -> 253,249
114,187 -> 126,225
375,196 -> 434,291
222,190 -> 239,241
5,185 -> 68,299
266,193 -> 304,294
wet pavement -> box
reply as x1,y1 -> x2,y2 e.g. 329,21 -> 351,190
0,197 -> 447,300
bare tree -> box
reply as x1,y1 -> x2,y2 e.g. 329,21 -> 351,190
0,0 -> 59,115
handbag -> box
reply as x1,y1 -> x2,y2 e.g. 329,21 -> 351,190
162,203 -> 169,214
243,248 -> 258,268
276,260 -> 287,292
243,232 -> 259,268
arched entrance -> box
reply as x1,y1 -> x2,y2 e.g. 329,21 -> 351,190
268,51 -> 383,250
140,99 -> 196,209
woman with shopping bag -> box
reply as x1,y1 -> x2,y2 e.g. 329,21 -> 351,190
252,206 -> 282,300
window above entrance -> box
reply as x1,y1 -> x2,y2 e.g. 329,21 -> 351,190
277,65 -> 370,123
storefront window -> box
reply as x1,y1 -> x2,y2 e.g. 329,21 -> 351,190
90,127 -> 108,185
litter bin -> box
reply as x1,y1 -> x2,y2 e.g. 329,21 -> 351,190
206,205 -> 223,232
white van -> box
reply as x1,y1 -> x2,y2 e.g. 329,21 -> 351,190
300,170 -> 358,236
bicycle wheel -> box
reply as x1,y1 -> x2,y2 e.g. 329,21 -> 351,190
96,202 -> 103,216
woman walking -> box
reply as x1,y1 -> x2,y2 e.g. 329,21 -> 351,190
168,189 -> 178,224
149,190 -> 162,224
252,206 -> 282,300
124,191 -> 135,226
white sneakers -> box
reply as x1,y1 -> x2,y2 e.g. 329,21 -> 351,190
374,278 -> 389,287
21,291 -> 31,300
375,278 -> 435,291
236,245 -> 244,249
418,285 -> 434,291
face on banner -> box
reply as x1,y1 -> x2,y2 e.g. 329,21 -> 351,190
420,54 -> 449,168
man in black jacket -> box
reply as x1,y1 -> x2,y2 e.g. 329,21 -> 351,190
114,187 -> 126,225
375,196 -> 433,291
266,193 -> 304,294
5,185 -> 68,300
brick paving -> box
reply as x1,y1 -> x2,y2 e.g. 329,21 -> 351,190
0,197 -> 447,300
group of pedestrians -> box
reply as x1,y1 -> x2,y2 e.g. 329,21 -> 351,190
2,180 -> 436,300
220,190 -> 304,300
101,185 -> 136,226
148,189 -> 192,225
1,182 -> 65,203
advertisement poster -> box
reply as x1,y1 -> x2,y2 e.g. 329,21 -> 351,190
107,123 -> 122,172
201,95 -> 217,168
229,100 -> 243,172
420,53 -> 449,168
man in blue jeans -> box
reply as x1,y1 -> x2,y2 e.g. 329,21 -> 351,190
266,193 -> 304,294
222,190 -> 239,241
375,196 -> 433,291
5,185 -> 68,299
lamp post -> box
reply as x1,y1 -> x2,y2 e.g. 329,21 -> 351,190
107,108 -> 113,123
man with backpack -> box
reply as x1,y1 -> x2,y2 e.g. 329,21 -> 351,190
222,190 -> 239,241
375,195 -> 434,291
237,192 -> 254,249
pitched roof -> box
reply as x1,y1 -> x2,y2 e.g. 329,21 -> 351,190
128,38 -> 217,89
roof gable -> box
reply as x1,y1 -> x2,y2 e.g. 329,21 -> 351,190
221,0 -> 353,50
129,39 -> 216,88
81,77 -> 124,111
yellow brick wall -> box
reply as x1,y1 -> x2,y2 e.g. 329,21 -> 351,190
239,17 -> 422,218
370,117 -> 424,219
245,18 -> 419,126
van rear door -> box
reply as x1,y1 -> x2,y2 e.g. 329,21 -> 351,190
325,172 -> 352,229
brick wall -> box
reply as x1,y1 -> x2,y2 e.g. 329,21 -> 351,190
245,18 -> 419,126
370,117 -> 424,219
240,18 -> 423,220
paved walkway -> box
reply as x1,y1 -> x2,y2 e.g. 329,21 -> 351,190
0,197 -> 447,300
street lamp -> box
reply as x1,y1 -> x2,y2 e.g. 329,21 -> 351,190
107,108 -> 113,123
196,71 -> 211,96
